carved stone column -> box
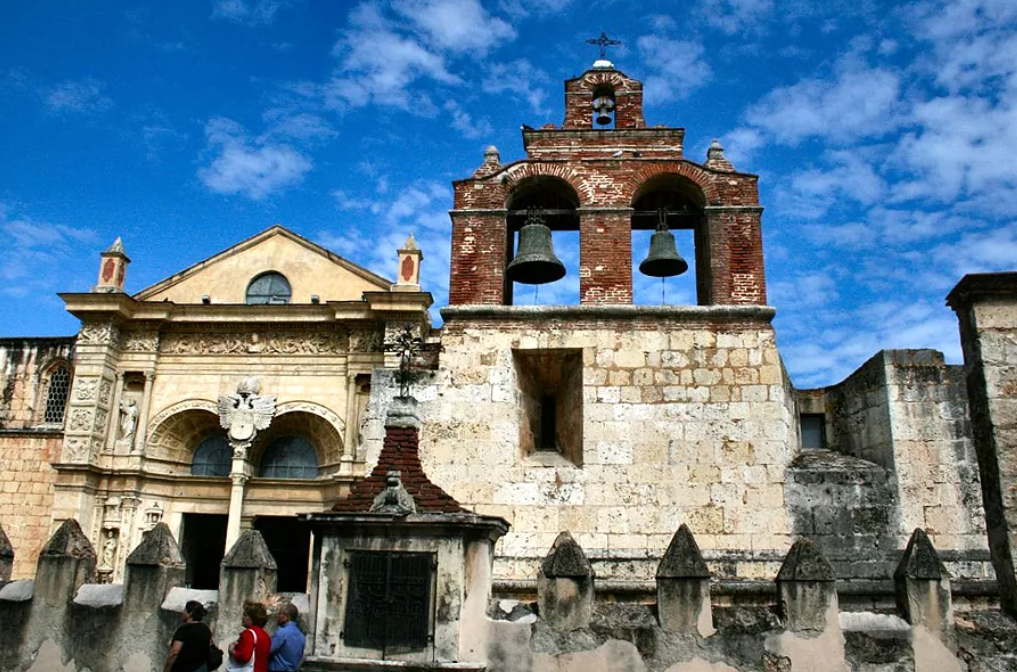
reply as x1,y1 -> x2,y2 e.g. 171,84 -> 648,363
225,469 -> 249,550
133,370 -> 155,454
104,372 -> 124,452
340,375 -> 358,475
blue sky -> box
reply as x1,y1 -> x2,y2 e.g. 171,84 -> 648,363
2,0 -> 1016,388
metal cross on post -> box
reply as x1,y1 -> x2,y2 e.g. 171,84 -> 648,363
383,325 -> 442,398
586,32 -> 621,60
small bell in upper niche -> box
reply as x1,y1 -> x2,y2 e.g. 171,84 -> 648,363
506,208 -> 567,285
639,209 -> 689,278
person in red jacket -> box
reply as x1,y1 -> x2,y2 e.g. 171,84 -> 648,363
227,601 -> 271,672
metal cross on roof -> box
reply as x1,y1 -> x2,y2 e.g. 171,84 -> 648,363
586,32 -> 621,60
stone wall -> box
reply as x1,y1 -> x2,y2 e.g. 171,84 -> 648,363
364,305 -> 799,583
0,337 -> 75,430
0,338 -> 73,580
798,350 -> 989,583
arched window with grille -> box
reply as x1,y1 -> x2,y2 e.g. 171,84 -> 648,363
43,365 -> 71,424
192,434 -> 231,477
246,272 -> 292,305
258,436 -> 318,479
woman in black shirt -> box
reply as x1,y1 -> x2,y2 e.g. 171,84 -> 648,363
164,600 -> 213,672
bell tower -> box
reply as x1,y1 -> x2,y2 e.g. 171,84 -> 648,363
447,54 -> 765,307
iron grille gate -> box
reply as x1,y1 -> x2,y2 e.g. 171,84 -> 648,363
343,551 -> 433,650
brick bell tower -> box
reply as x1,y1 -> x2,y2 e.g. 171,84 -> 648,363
448,54 -> 765,307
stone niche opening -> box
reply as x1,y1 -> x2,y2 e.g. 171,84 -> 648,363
514,349 -> 583,465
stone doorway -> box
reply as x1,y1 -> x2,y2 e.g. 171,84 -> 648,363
180,513 -> 228,589
254,515 -> 311,593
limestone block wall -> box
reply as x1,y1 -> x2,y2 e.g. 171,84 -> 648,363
804,350 -> 989,581
366,306 -> 798,582
0,433 -> 60,579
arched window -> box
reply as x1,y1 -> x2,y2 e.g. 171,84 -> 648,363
43,365 -> 71,424
192,434 -> 231,477
246,272 -> 291,305
258,436 -> 317,479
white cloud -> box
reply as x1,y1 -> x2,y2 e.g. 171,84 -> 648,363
636,36 -> 712,105
718,127 -> 766,167
776,151 -> 886,219
211,0 -> 284,25
198,117 -> 312,200
701,0 -> 774,35
260,109 -> 338,145
482,59 -> 550,115
393,0 -> 515,55
445,100 -> 493,139
44,78 -> 113,114
0,205 -> 98,298
328,3 -> 461,111
497,0 -> 572,18
744,56 -> 903,145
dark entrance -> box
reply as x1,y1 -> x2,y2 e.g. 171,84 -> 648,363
343,551 -> 433,650
180,513 -> 228,589
253,516 -> 311,593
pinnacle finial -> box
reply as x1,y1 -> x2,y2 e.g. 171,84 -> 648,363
402,233 -> 418,251
106,237 -> 125,255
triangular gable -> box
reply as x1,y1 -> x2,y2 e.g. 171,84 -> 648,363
135,225 -> 392,304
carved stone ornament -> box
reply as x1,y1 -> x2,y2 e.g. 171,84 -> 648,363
350,328 -> 383,353
79,321 -> 119,347
69,408 -> 95,432
276,401 -> 346,434
161,330 -> 347,356
370,471 -> 417,515
121,330 -> 160,353
75,378 -> 99,402
218,377 -> 276,452
99,378 -> 113,405
63,437 -> 91,462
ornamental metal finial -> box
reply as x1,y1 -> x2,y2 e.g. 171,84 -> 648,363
586,32 -> 621,60
382,325 -> 441,398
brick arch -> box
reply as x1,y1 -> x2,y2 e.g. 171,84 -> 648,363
501,163 -> 586,207
624,162 -> 720,206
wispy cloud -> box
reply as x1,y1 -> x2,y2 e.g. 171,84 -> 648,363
197,117 -> 312,200
482,59 -> 551,115
444,100 -> 493,139
0,205 -> 98,298
44,78 -> 113,115
211,0 -> 286,26
636,36 -> 712,105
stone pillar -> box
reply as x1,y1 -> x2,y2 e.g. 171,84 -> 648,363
895,529 -> 955,640
35,519 -> 96,607
537,531 -> 594,630
219,529 -> 277,634
104,372 -> 124,452
656,524 -> 713,636
0,521 -> 13,582
947,273 -> 1017,618
775,538 -> 838,632
225,471 -> 249,550
124,522 -> 186,611
132,370 -> 154,454
579,210 -> 632,305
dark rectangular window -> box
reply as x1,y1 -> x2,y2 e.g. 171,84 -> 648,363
344,551 -> 432,650
800,414 -> 826,449
539,394 -> 557,450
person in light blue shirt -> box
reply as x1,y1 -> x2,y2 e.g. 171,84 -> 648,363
268,603 -> 306,672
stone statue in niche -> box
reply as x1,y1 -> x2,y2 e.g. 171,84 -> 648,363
370,471 -> 417,515
218,377 -> 276,454
98,529 -> 118,571
119,399 -> 138,443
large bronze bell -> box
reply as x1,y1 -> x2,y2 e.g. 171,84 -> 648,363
639,210 -> 689,278
506,209 -> 566,285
